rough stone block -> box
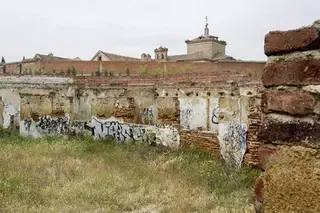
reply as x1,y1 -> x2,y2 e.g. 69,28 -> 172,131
254,177 -> 264,213
262,59 -> 320,86
257,146 -> 278,170
261,91 -> 315,115
265,27 -> 320,56
254,177 -> 264,203
261,146 -> 320,213
258,117 -> 320,148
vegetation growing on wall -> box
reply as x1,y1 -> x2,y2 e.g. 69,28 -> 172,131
140,65 -> 150,75
124,66 -> 130,76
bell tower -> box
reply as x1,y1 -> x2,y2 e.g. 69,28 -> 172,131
154,46 -> 168,61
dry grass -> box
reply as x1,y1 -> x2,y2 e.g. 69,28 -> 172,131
0,129 -> 259,213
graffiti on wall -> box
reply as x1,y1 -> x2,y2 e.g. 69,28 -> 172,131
142,107 -> 154,124
180,98 -> 207,131
180,108 -> 192,129
211,106 -> 219,125
219,121 -> 247,168
21,115 -> 180,148
36,114 -> 71,134
91,117 -> 153,144
91,117 -> 180,147
22,114 -> 71,136
209,98 -> 220,133
3,104 -> 19,128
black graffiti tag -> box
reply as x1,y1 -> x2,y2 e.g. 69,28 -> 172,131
211,106 -> 219,124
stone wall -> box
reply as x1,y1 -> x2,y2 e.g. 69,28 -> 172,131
0,73 -> 262,167
254,20 -> 320,213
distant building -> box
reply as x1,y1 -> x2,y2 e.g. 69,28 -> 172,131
33,53 -> 71,61
93,17 -> 235,63
150,18 -> 235,62
1,53 -> 72,75
91,50 -> 140,61
141,53 -> 152,62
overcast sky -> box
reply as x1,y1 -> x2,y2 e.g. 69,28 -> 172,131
1,0 -> 319,62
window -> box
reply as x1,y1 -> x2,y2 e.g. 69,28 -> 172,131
161,54 -> 164,59
98,56 -> 102,61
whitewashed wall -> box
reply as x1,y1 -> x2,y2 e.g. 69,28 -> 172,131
179,98 -> 208,130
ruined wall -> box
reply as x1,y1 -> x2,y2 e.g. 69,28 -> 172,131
254,20 -> 320,213
0,72 -> 262,166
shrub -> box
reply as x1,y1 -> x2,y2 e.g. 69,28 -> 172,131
140,65 -> 150,75
95,70 -> 101,76
71,66 -> 77,76
124,67 -> 130,76
67,68 -> 71,76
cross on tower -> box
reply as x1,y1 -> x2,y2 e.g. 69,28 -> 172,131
204,16 -> 209,36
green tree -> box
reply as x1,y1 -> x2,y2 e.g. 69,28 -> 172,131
124,67 -> 130,76
67,68 -> 71,76
140,65 -> 149,75
71,66 -> 77,76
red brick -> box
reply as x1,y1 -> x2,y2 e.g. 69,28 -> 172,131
262,59 -> 320,86
257,146 -> 278,170
254,177 -> 264,203
261,91 -> 315,115
265,27 -> 320,56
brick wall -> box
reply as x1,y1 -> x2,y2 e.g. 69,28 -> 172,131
180,130 -> 220,153
38,60 -> 265,77
254,20 -> 320,213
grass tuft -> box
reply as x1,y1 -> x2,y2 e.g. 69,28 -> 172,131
0,128 -> 259,213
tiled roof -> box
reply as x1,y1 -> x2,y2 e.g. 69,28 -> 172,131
100,51 -> 140,61
34,53 -> 71,61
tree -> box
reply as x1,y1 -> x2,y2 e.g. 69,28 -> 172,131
1,57 -> 5,63
71,66 -> 77,76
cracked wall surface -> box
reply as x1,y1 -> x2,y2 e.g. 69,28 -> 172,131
0,75 -> 262,166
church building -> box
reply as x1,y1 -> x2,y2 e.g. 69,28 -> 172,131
143,17 -> 235,62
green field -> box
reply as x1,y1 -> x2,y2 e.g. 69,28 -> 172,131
0,129 -> 259,213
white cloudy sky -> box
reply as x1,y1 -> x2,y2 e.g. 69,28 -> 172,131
1,0 -> 319,62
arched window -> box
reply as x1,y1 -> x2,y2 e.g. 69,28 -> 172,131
156,54 -> 159,59
161,53 -> 164,59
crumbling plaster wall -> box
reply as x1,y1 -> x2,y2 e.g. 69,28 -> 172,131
0,75 -> 262,164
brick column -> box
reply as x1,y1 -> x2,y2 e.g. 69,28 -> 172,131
244,96 -> 262,166
255,20 -> 320,213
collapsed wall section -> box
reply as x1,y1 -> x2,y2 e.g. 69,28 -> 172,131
0,68 -> 262,167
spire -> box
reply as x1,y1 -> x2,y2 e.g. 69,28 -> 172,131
204,16 -> 209,37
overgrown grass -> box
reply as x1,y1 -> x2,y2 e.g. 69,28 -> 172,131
0,128 -> 259,213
